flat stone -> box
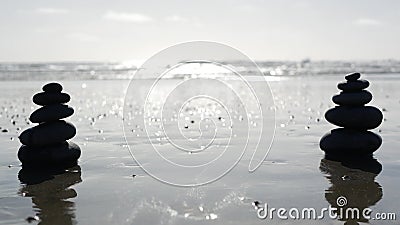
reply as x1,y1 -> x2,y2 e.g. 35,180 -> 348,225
332,90 -> 372,106
338,80 -> 369,92
42,82 -> 62,92
19,121 -> 76,146
18,141 -> 81,169
33,92 -> 70,106
325,106 -> 383,129
18,165 -> 81,185
320,128 -> 382,155
345,72 -> 361,81
321,156 -> 382,174
29,104 -> 74,123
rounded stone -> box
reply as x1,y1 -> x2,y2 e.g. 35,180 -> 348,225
325,106 -> 383,129
332,90 -> 372,106
320,128 -> 382,155
18,165 -> 81,185
338,80 -> 369,92
345,72 -> 361,81
33,92 -> 70,106
19,121 -> 76,146
42,82 -> 63,93
18,141 -> 81,168
29,104 -> 74,123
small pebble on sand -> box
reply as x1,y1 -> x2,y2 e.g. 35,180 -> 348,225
26,216 -> 39,223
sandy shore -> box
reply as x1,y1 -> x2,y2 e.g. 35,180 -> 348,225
0,74 -> 399,224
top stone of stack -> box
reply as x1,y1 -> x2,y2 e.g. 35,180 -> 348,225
338,73 -> 369,92
344,72 -> 361,81
42,82 -> 63,93
33,83 -> 70,106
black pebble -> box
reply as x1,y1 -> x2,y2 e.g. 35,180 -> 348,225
33,92 -> 70,106
252,201 -> 260,207
325,106 -> 383,129
19,121 -> 76,146
18,141 -> 81,168
29,104 -> 74,123
43,82 -> 63,92
332,90 -> 372,106
25,216 -> 39,223
345,72 -> 361,81
337,80 -> 369,92
320,128 -> 382,155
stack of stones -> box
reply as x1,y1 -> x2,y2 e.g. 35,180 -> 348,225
18,83 -> 81,169
320,73 -> 383,158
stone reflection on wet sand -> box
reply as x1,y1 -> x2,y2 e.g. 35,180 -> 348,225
18,166 -> 82,225
320,157 -> 383,225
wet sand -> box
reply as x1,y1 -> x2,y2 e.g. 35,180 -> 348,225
0,74 -> 399,224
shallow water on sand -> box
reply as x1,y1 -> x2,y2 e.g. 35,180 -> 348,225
0,74 -> 399,224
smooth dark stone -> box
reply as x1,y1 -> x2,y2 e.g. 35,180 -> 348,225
332,90 -> 372,106
19,121 -> 76,146
33,92 -> 70,106
345,72 -> 361,81
18,141 -> 81,169
18,165 -> 81,185
338,80 -> 369,92
29,104 -> 74,123
323,155 -> 382,174
320,128 -> 382,155
325,106 -> 383,129
42,82 -> 63,93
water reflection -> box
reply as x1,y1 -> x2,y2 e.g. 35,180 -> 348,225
18,166 -> 82,225
320,157 -> 383,225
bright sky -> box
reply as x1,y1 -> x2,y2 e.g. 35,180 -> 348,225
1,0 -> 400,62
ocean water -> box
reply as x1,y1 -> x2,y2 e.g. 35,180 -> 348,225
1,60 -> 400,80
0,65 -> 399,224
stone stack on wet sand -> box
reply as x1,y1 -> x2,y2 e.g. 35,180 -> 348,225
320,73 -> 383,158
18,83 -> 81,169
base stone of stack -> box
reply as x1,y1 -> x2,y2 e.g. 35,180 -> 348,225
323,155 -> 382,174
320,128 -> 382,155
18,141 -> 81,169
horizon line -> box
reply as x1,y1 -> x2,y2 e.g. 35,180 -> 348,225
1,58 -> 400,64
